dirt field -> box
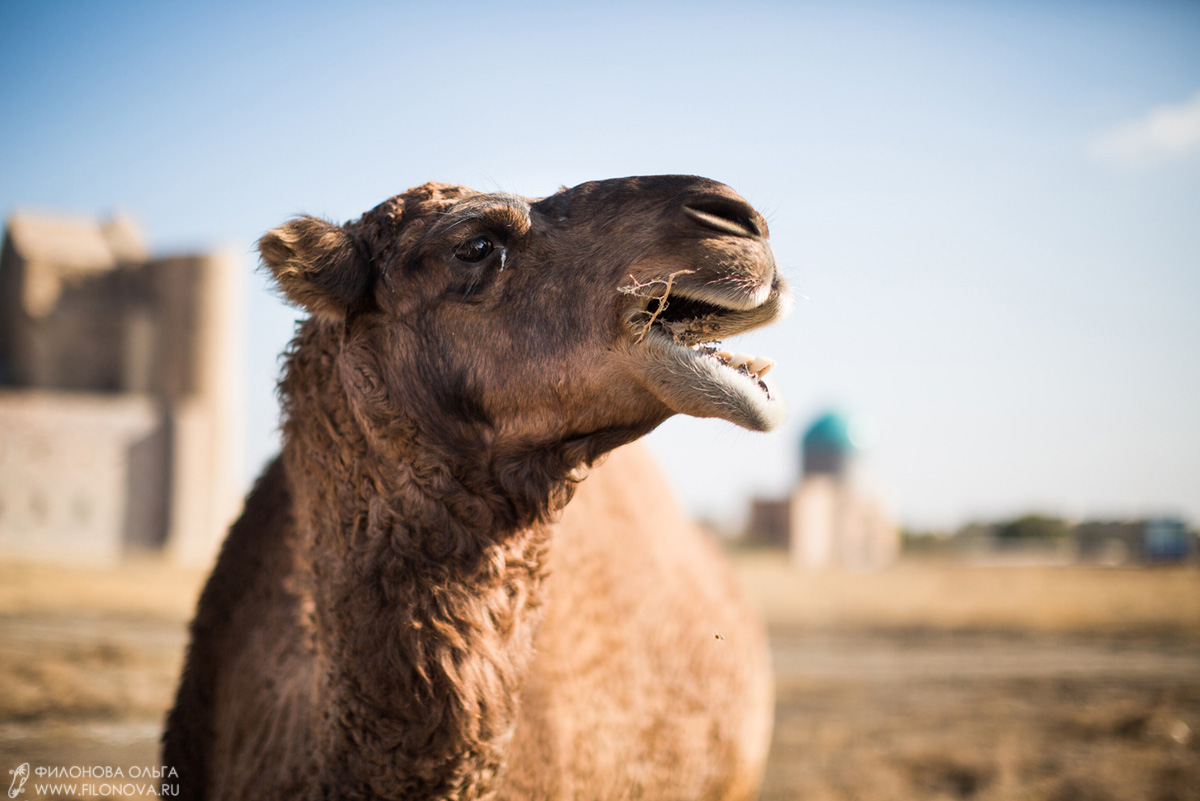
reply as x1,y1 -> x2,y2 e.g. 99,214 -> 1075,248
1,556 -> 1197,800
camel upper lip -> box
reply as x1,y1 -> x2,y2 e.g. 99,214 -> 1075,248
620,270 -> 789,432
621,270 -> 784,342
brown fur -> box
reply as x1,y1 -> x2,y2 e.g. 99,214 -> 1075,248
163,176 -> 780,800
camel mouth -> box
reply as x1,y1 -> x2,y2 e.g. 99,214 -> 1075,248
620,273 -> 789,432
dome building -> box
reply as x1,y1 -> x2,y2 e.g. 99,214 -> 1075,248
789,411 -> 897,570
746,410 -> 898,569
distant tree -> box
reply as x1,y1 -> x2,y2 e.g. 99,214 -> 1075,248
995,514 -> 1069,542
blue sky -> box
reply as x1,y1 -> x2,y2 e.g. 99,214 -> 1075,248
2,0 -> 1198,529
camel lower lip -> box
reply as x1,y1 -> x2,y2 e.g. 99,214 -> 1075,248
630,328 -> 785,432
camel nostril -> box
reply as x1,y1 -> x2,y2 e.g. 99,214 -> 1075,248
682,198 -> 763,239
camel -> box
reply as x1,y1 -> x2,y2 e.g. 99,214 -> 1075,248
162,175 -> 788,800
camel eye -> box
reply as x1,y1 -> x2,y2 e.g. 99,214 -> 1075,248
454,236 -> 494,263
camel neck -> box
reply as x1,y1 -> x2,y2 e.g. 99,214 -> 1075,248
277,329 -> 555,799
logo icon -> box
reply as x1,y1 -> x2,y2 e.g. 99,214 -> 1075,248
7,763 -> 29,798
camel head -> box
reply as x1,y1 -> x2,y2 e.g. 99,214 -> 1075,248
260,175 -> 788,468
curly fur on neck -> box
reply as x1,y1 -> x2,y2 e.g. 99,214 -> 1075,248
279,319 -> 569,799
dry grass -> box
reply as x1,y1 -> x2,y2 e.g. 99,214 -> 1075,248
732,552 -> 1200,639
12,553 -> 1194,638
0,559 -> 207,620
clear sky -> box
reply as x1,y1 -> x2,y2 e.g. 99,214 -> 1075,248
3,0 -> 1197,530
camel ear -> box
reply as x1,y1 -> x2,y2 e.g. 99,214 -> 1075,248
259,216 -> 371,320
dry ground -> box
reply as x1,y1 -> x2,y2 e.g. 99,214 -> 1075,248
740,555 -> 1200,801
0,556 -> 1197,800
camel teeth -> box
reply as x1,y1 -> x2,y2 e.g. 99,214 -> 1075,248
749,356 -> 774,376
726,353 -> 751,369
706,348 -> 777,379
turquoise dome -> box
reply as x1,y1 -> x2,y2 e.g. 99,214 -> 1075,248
801,411 -> 855,476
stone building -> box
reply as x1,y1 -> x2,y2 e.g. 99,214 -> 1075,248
0,211 -> 242,565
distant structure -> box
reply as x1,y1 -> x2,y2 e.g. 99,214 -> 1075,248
1074,518 -> 1195,566
746,411 -> 898,570
0,211 -> 242,565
